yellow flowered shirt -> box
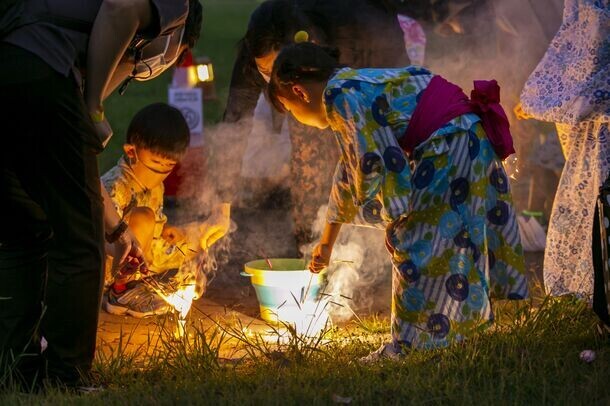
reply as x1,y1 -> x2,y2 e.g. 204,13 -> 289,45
101,157 -> 189,277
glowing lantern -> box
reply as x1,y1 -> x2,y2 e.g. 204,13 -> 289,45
196,62 -> 214,82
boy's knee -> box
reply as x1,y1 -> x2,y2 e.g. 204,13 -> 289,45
127,207 -> 156,233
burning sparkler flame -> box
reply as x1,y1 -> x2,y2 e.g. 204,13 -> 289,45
161,284 -> 197,319
151,284 -> 197,338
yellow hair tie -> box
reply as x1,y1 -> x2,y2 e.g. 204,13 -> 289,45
294,30 -> 309,43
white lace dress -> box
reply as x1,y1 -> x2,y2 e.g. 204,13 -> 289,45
520,0 -> 610,298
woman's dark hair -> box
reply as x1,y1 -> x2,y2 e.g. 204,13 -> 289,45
267,42 -> 341,113
183,0 -> 203,49
127,103 -> 190,161
243,0 -> 313,58
375,0 -> 451,23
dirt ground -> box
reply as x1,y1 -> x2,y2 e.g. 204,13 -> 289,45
96,204 -> 545,357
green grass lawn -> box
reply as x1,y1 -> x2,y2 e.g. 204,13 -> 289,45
99,0 -> 259,174
1,298 -> 609,404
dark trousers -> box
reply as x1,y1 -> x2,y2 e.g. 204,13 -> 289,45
593,203 -> 610,327
0,43 -> 104,386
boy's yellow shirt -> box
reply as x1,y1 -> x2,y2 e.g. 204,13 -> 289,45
101,157 -> 168,240
101,157 -> 189,277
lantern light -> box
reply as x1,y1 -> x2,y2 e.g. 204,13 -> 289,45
196,63 -> 214,83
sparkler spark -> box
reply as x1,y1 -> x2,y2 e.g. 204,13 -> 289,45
142,278 -> 197,337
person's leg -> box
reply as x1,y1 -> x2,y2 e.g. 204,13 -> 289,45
104,208 -> 170,318
0,43 -> 65,388
38,90 -> 104,385
0,167 -> 49,388
0,44 -> 105,385
592,203 -> 610,326
287,117 -> 339,248
544,122 -> 609,297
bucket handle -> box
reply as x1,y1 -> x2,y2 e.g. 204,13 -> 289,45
240,272 -> 252,277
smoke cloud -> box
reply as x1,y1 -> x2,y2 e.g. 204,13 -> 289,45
302,206 -> 392,321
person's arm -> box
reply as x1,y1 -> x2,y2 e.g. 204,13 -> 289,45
84,0 -> 154,114
101,182 -> 146,273
223,43 -> 266,123
309,222 -> 342,273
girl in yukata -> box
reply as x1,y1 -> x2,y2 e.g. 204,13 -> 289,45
267,42 -> 528,360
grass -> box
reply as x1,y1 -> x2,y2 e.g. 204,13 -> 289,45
1,298 -> 609,405
98,0 -> 259,174
5,1 -> 609,404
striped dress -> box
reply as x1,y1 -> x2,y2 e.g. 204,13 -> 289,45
325,67 -> 528,349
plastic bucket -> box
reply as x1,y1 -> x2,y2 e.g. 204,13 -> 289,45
243,258 -> 326,325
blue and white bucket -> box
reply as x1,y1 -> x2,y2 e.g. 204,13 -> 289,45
242,258 -> 327,327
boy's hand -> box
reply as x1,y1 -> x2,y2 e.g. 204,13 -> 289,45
162,226 -> 185,245
109,228 -> 147,278
309,243 -> 332,273
200,203 -> 231,250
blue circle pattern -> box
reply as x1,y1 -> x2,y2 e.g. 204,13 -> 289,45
409,240 -> 432,267
371,95 -> 390,126
450,177 -> 469,210
398,260 -> 420,283
413,160 -> 435,189
439,211 -> 462,239
446,274 -> 469,301
490,168 -> 509,194
487,201 -> 510,225
403,287 -> 425,311
449,252 -> 472,276
467,284 -> 485,310
383,146 -> 407,173
360,152 -> 382,175
362,199 -> 383,224
429,166 -> 450,195
453,228 -> 472,248
468,216 -> 486,245
427,313 -> 450,339
478,139 -> 494,167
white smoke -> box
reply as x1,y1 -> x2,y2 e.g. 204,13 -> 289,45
302,206 -> 392,322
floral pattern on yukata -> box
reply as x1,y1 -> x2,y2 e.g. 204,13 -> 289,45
520,0 -> 609,125
288,117 -> 340,245
520,0 -> 610,298
325,67 -> 527,349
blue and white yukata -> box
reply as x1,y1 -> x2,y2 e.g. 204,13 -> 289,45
325,67 -> 528,349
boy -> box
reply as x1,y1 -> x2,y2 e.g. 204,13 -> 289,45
101,103 -> 230,318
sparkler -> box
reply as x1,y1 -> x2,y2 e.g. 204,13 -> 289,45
259,250 -> 273,269
141,277 -> 197,337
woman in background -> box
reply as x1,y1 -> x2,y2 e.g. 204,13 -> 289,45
222,0 -> 410,247
519,0 -> 609,300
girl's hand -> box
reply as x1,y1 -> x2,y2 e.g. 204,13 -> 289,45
309,243 -> 332,273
